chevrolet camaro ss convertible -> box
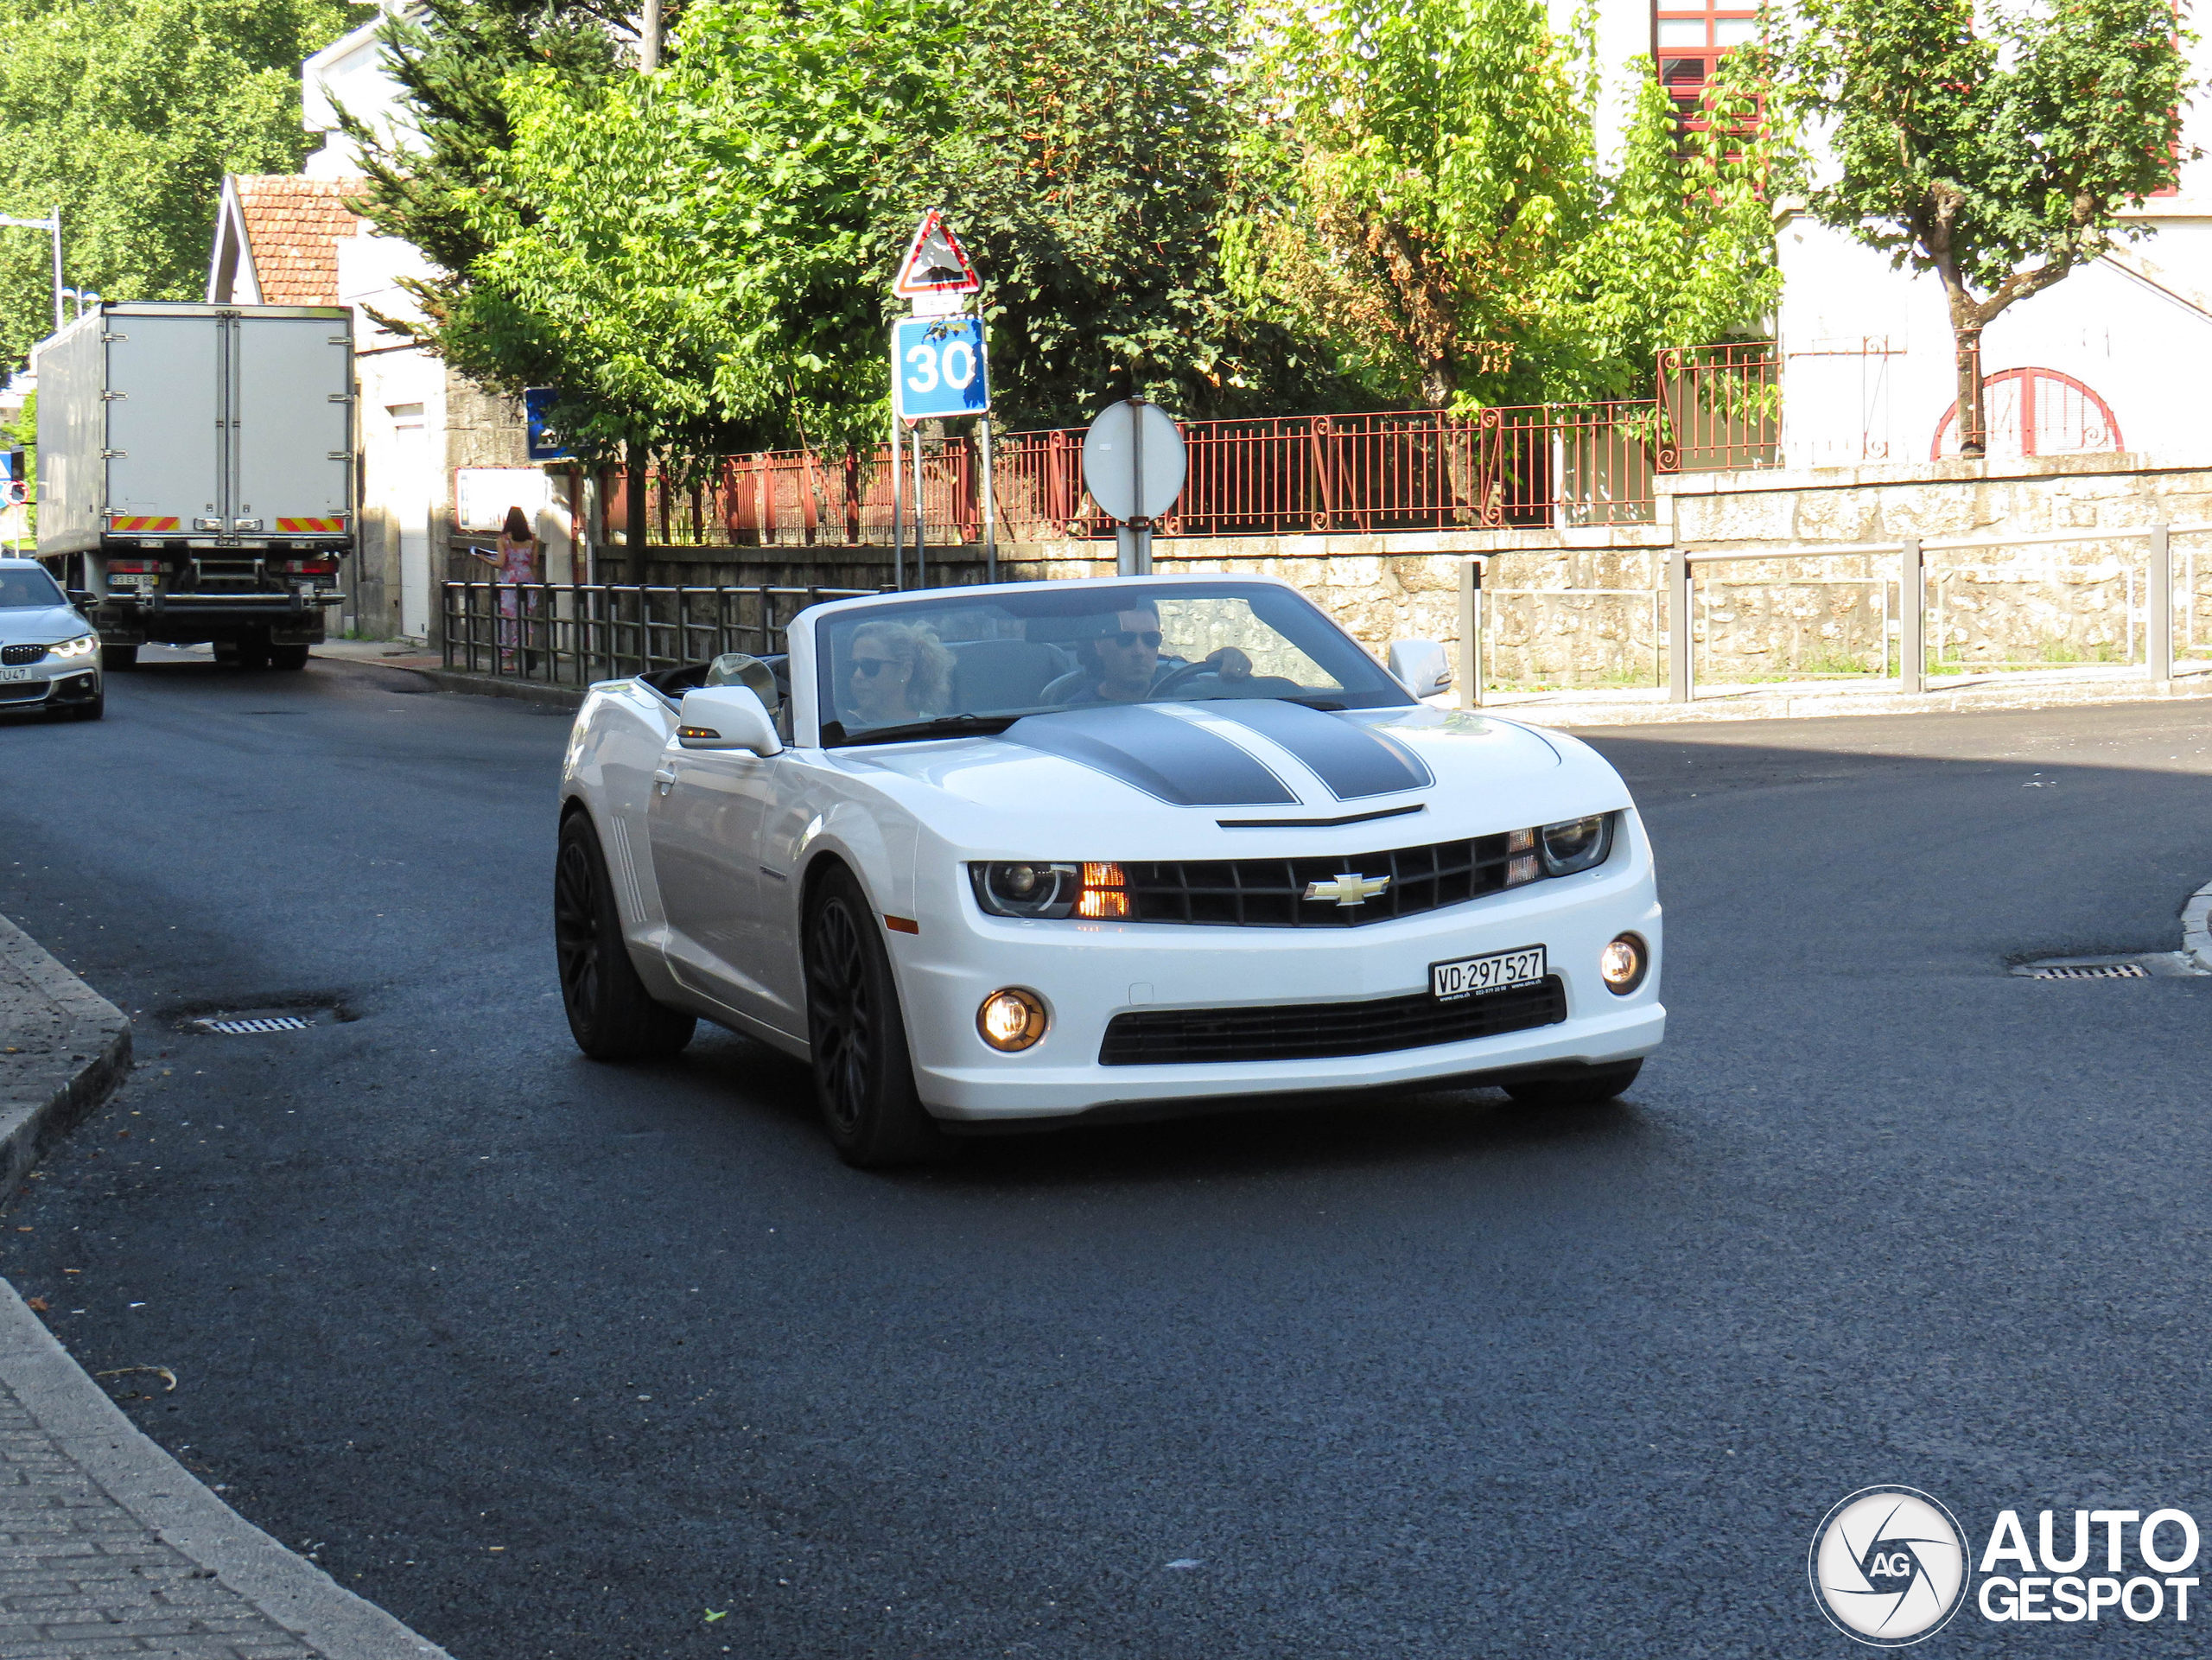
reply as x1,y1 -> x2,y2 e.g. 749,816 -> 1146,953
555,576 -> 1663,1165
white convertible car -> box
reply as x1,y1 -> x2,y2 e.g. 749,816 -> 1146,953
556,576 -> 1662,1164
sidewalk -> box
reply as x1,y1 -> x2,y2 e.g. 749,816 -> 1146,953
0,917 -> 451,1660
1444,658 -> 2212,728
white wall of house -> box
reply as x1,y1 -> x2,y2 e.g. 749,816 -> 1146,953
1774,37 -> 2212,469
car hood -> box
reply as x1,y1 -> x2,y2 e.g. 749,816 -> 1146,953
837,701 -> 1618,847
0,606 -> 86,644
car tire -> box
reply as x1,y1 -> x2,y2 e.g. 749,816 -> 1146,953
269,644 -> 310,671
1502,1059 -> 1642,1108
803,866 -> 944,1167
67,694 -> 103,722
554,811 -> 696,1062
100,645 -> 137,672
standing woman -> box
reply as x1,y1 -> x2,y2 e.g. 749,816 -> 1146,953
472,505 -> 538,667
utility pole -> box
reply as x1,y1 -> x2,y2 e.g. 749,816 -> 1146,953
640,0 -> 660,69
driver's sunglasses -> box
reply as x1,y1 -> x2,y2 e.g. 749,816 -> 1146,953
1109,630 -> 1164,649
850,657 -> 900,677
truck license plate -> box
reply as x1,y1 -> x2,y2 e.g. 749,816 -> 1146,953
1430,945 -> 1547,1002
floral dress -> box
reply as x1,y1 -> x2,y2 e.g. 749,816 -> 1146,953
493,533 -> 537,658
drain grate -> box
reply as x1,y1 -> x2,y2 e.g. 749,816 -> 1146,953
195,1014 -> 314,1035
2024,963 -> 2151,980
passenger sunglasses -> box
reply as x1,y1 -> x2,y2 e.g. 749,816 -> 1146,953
850,657 -> 902,677
1109,630 -> 1164,649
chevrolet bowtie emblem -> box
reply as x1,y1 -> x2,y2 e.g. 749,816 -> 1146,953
1304,871 -> 1390,907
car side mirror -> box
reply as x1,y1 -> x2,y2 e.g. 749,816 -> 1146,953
1388,638 -> 1452,699
677,685 -> 783,756
67,588 -> 95,608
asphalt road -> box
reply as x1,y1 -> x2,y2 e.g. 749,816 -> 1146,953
2,656 -> 2209,1659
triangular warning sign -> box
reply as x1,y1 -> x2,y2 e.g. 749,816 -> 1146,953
893,209 -> 982,296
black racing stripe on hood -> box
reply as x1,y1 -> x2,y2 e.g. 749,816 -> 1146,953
1003,705 -> 1296,807
1200,700 -> 1434,798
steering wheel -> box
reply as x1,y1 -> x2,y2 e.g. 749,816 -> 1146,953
1147,657 -> 1230,698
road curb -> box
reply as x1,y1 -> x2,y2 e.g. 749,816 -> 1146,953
2183,879 -> 2212,974
0,913 -> 130,1200
0,915 -> 454,1660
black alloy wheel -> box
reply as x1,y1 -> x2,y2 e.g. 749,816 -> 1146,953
1502,1058 -> 1642,1108
554,811 -> 696,1060
803,868 -> 943,1167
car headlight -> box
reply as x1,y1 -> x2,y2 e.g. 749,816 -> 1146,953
969,861 -> 1129,919
1538,813 -> 1613,876
48,635 -> 97,659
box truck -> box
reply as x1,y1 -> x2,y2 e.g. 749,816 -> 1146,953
35,301 -> 351,671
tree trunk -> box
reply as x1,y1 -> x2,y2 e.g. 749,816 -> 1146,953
1951,323 -> 1986,459
625,440 -> 651,572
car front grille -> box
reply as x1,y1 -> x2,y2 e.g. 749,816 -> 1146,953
1099,976 -> 1567,1065
0,644 -> 45,665
1122,834 -> 1523,928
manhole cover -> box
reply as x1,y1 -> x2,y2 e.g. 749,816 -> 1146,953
2023,963 -> 2152,980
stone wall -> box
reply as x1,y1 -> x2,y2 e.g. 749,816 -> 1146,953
533,451 -> 2212,685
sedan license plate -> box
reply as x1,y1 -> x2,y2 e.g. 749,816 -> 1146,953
1431,944 -> 1546,1002
0,667 -> 29,684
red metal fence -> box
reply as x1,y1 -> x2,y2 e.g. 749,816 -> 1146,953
607,344 -> 1777,547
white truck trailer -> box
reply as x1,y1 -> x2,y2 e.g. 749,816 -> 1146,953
35,301 -> 352,671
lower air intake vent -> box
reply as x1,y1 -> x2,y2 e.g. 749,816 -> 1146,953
1100,977 -> 1567,1065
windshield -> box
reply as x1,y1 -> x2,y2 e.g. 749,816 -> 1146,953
0,568 -> 64,610
815,581 -> 1413,745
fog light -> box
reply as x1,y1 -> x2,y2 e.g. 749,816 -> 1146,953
977,987 -> 1047,1052
1600,933 -> 1648,995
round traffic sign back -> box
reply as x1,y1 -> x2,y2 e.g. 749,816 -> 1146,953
1081,400 -> 1185,522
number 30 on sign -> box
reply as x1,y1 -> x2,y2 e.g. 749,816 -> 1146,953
892,316 -> 989,421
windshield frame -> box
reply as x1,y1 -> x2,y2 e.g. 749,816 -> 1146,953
804,577 -> 1415,748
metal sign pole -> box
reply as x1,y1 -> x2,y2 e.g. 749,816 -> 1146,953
977,420 -> 998,584
912,422 -> 927,591
1128,398 -> 1147,577
888,404 -> 905,592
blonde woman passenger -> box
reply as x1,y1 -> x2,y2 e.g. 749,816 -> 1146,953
843,620 -> 954,729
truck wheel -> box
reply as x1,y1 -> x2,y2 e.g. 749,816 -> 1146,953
803,867 -> 944,1167
100,645 -> 137,672
233,634 -> 271,671
269,644 -> 309,671
554,811 -> 696,1061
1502,1059 -> 1643,1108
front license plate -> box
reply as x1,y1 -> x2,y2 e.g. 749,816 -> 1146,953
1431,944 -> 1547,1002
0,667 -> 29,683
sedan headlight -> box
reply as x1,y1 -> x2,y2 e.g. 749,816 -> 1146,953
1538,813 -> 1614,876
48,635 -> 97,659
969,861 -> 1129,919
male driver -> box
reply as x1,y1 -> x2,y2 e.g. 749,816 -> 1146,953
1041,602 -> 1249,704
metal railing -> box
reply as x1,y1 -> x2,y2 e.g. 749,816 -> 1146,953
599,344 -> 1779,549
1452,523 -> 2212,706
440,581 -> 880,689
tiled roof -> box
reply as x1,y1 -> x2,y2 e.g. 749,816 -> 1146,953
232,175 -> 365,306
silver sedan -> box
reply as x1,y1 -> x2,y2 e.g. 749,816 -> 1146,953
0,557 -> 103,721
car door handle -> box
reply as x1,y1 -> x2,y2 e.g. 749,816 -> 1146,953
652,766 -> 677,796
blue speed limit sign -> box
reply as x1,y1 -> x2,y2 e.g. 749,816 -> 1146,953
891,316 -> 989,419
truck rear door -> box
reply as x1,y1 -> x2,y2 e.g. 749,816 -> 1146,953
232,314 -> 351,537
104,311 -> 220,535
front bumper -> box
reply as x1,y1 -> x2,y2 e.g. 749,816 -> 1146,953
0,655 -> 100,709
893,851 -> 1664,1122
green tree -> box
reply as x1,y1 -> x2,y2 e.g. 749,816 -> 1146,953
893,0 -> 1340,428
0,0 -> 365,369
1756,0 -> 2196,455
1233,0 -> 1778,410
